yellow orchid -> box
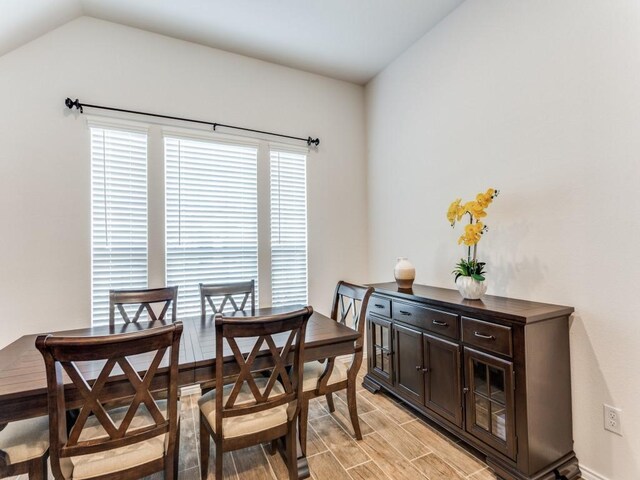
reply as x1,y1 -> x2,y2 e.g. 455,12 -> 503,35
446,198 -> 465,226
446,188 -> 499,269
475,188 -> 495,208
463,201 -> 487,219
458,222 -> 485,246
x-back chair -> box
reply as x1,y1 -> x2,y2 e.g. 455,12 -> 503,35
299,281 -> 373,451
109,286 -> 178,327
199,280 -> 257,392
0,417 -> 49,480
199,280 -> 255,318
36,322 -> 183,480
198,307 -> 312,479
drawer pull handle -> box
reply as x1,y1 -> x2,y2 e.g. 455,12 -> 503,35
474,331 -> 496,340
415,365 -> 429,373
432,320 -> 448,327
374,304 -> 385,309
399,310 -> 411,316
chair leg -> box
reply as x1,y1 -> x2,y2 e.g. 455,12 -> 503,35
286,420 -> 299,480
325,393 -> 335,412
199,413 -> 210,480
269,439 -> 278,456
27,455 -> 47,480
346,381 -> 362,440
299,398 -> 309,456
215,437 -> 224,480
169,418 -> 181,480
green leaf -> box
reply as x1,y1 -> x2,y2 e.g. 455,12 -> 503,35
453,258 -> 488,281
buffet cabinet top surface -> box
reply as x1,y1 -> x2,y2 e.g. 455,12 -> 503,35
367,283 -> 574,324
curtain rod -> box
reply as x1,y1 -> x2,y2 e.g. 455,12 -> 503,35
64,98 -> 320,147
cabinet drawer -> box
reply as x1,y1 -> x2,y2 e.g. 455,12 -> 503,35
392,301 -> 459,340
462,317 -> 512,357
369,296 -> 391,318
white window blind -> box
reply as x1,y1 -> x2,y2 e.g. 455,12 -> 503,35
270,149 -> 308,307
91,127 -> 148,326
165,137 -> 259,316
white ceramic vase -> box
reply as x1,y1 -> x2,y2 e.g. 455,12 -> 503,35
394,257 -> 415,289
455,276 -> 487,300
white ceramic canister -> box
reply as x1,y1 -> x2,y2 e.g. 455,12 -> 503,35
394,257 -> 415,289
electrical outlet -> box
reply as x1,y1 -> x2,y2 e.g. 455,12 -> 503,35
604,404 -> 622,436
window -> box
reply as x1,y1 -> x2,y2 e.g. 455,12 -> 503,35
88,125 -> 309,323
91,127 -> 148,325
165,137 -> 259,316
270,148 -> 308,306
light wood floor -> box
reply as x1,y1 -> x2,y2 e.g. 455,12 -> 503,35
9,365 -> 499,480
175,387 -> 496,480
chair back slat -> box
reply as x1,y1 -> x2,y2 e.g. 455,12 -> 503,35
214,307 -> 312,435
200,280 -> 255,317
109,286 -> 178,327
330,281 -> 374,349
36,323 -> 182,479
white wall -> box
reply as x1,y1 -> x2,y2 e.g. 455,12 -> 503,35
0,17 -> 368,346
366,1 -> 640,478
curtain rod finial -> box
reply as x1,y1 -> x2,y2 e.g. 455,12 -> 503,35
307,137 -> 320,147
65,97 -> 83,113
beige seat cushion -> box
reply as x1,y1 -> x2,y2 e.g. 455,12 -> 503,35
199,377 -> 290,439
303,360 -> 348,392
0,416 -> 49,464
63,400 -> 175,480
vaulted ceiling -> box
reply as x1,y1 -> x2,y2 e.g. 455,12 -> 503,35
0,0 -> 464,84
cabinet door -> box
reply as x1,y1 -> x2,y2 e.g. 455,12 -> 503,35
464,347 -> 516,459
423,333 -> 462,427
393,323 -> 424,404
368,315 -> 393,385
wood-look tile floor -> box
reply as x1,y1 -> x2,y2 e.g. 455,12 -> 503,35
9,364 -> 500,480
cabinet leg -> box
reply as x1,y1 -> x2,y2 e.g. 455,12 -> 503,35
362,375 -> 381,394
487,452 -> 580,480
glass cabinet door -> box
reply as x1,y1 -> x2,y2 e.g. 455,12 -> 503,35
464,348 -> 516,460
368,315 -> 393,384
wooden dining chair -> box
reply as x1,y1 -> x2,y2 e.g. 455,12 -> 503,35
199,280 -> 255,318
0,418 -> 49,480
35,322 -> 183,480
198,307 -> 312,480
109,286 -> 178,327
299,281 -> 373,450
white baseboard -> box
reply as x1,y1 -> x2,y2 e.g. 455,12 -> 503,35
581,465 -> 609,480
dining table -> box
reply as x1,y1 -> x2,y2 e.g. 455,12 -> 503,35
0,306 -> 360,478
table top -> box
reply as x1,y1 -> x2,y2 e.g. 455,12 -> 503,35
0,307 -> 359,422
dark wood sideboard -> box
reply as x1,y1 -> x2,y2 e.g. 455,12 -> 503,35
363,283 -> 580,480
